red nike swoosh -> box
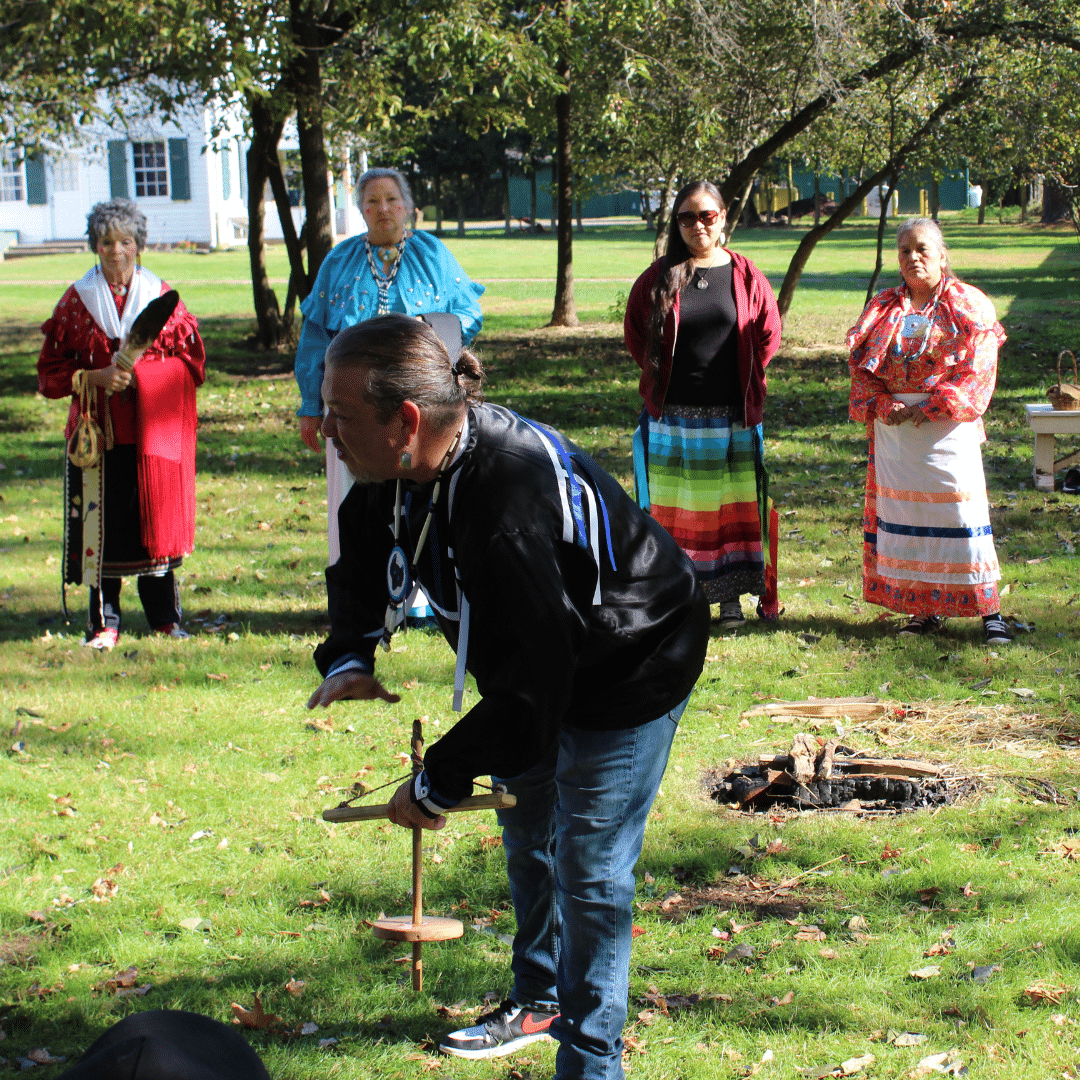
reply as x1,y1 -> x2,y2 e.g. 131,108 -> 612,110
520,1013 -> 557,1035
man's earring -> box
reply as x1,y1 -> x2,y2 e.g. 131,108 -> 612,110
400,450 -> 413,469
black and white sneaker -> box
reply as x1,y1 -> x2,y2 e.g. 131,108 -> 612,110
982,617 -> 1015,646
439,1000 -> 559,1060
898,614 -> 941,636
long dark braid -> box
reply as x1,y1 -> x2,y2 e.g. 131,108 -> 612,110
644,180 -> 727,372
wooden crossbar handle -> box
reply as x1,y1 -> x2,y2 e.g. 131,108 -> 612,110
322,791 -> 516,823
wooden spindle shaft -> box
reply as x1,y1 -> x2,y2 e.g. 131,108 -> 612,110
411,719 -> 424,991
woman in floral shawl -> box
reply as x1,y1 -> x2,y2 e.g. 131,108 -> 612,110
847,217 -> 1012,646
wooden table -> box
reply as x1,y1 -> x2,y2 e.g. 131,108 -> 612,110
1025,404 -> 1080,490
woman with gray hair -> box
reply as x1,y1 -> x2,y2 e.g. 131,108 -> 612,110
294,166 -> 484,566
37,197 -> 205,649
847,217 -> 1012,645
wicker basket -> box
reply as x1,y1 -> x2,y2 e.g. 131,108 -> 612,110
1047,350 -> 1080,411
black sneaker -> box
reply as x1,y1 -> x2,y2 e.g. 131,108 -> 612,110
717,601 -> 746,632
898,614 -> 941,636
983,617 -> 1015,646
439,1000 -> 559,1060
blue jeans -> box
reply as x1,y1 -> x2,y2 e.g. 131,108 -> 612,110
495,698 -> 687,1080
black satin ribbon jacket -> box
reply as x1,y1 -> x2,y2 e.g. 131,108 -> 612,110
315,403 -> 710,800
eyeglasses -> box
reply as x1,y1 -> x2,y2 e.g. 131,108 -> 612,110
676,209 -> 721,228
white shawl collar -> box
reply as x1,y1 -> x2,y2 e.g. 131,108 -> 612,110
73,265 -> 163,341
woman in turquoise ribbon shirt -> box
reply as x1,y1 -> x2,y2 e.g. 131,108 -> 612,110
294,167 -> 484,562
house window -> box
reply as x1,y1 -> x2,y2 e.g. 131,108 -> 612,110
53,155 -> 79,192
132,141 -> 168,197
1,147 -> 23,202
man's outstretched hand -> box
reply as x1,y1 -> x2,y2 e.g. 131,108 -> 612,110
306,670 -> 401,709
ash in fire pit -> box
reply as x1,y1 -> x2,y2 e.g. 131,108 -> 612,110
707,733 -> 966,813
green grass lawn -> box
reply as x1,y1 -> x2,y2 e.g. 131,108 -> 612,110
1,218 -> 1079,1079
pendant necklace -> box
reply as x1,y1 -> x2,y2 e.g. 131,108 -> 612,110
365,235 -> 407,314
694,268 -> 710,291
381,423 -> 464,651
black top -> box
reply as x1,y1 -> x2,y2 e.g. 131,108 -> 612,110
316,404 -> 710,800
665,260 -> 740,408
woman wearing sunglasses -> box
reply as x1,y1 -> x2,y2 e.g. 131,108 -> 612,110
624,180 -> 782,630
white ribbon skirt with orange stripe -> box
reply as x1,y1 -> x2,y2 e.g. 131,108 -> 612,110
872,394 -> 1000,590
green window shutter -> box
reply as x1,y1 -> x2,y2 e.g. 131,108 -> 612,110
221,145 -> 231,200
236,138 -> 247,202
25,155 -> 47,205
108,140 -> 128,197
168,138 -> 190,201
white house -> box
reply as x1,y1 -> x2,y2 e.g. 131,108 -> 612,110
1,96 -> 364,252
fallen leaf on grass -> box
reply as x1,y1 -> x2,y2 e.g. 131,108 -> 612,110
206,673 -> 228,682
961,882 -> 977,898
231,994 -> 284,1031
1047,838 -> 1080,860
795,926 -> 826,942
307,717 -> 334,733
1022,982 -> 1073,1005
317,1037 -> 338,1048
435,1000 -> 480,1020
880,844 -> 903,860
91,878 -> 118,901
965,964 -> 1000,983
908,965 -> 941,980
26,910 -> 50,923
819,948 -> 839,960
97,966 -> 151,998
891,1032 -> 928,1047
26,1048 -> 66,1065
912,1050 -> 966,1075
179,917 -> 213,932
838,1053 -> 875,1076
1009,687 -> 1036,699
631,924 -> 646,938
284,978 -> 306,996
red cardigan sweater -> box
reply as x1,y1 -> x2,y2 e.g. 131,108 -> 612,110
624,250 -> 781,426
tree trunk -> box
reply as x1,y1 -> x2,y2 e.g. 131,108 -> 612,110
529,159 -> 538,229
1042,177 -> 1071,223
503,157 -> 512,236
1019,178 -> 1029,223
456,180 -> 466,237
549,0 -> 579,328
724,175 -> 756,243
246,105 -> 285,350
435,174 -> 444,237
776,81 -> 977,319
866,172 -> 897,304
640,188 -> 654,230
575,195 -> 584,234
652,169 -> 678,259
264,140 -> 307,296
291,0 -> 333,295
813,173 -> 821,227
